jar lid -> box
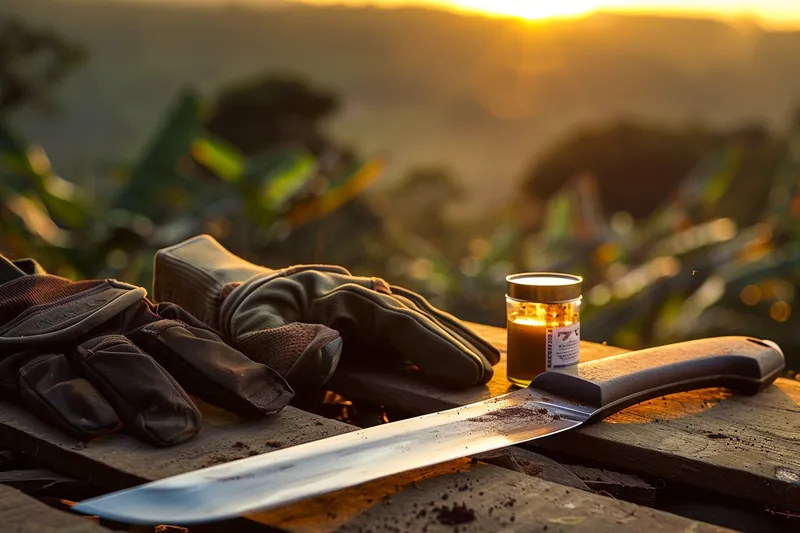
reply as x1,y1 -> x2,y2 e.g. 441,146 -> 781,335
506,272 -> 583,303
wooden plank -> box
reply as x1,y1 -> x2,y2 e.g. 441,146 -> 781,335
0,484 -> 110,533
249,457 -> 732,533
0,399 -> 353,493
563,465 -> 656,506
0,449 -> 26,471
0,399 -> 729,532
0,469 -> 91,497
329,323 -> 800,512
329,459 -> 732,533
471,448 -> 592,491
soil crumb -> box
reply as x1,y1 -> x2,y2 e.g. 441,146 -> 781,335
517,459 -> 545,477
706,433 -> 728,439
436,503 -> 476,525
265,440 -> 282,448
232,441 -> 249,450
205,454 -> 230,466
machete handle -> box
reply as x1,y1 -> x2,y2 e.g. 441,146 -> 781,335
528,336 -> 785,422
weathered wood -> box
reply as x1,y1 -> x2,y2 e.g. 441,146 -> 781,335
329,323 -> 800,511
0,448 -> 26,471
0,399 -> 727,532
252,458 -> 733,533
473,447 -> 656,505
470,448 -> 591,491
0,484 -> 110,533
563,465 -> 656,506
0,399 -> 353,492
0,469 -> 92,498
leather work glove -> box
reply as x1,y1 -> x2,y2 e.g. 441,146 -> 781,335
0,255 -> 293,446
153,235 -> 500,392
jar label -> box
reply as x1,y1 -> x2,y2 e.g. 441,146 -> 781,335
546,323 -> 580,369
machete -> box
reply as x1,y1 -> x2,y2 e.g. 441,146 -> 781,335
73,336 -> 784,525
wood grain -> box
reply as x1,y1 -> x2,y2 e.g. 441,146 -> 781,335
0,397 -> 728,532
333,460 -> 732,533
0,484 -> 110,533
0,399 -> 354,492
329,323 -> 800,511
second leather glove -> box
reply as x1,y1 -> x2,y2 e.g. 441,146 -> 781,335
154,235 -> 500,392
0,256 -> 293,446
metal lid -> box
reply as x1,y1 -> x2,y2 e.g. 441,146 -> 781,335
506,272 -> 583,303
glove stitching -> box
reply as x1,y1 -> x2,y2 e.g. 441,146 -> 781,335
0,282 -> 114,334
389,286 -> 499,358
389,286 -> 501,366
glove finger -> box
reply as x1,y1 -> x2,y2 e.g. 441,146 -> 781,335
131,319 -> 294,418
333,274 -> 499,369
307,282 -> 491,388
384,290 -> 495,384
154,301 -> 218,331
72,335 -> 202,446
223,270 -> 491,388
13,351 -> 120,440
388,285 -> 501,366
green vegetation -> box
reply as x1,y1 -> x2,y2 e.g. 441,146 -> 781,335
2,4 -> 800,374
4,0 -> 800,217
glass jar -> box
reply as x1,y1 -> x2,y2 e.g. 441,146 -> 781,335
505,272 -> 583,387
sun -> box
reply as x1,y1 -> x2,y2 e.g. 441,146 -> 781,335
448,0 -> 604,21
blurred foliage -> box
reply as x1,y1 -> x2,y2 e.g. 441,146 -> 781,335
0,18 -> 394,291
205,74 -> 338,157
6,0 -> 800,222
3,14 -> 800,377
512,108 -> 800,372
0,16 -> 85,116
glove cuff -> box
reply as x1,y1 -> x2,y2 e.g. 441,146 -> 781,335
153,235 -> 275,331
0,277 -> 145,349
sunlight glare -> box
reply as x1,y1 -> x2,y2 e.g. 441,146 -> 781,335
449,0 -> 605,20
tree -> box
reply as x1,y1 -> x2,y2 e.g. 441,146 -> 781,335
520,120 -> 724,223
205,74 -> 338,156
0,17 -> 86,117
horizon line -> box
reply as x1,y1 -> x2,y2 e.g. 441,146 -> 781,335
92,0 -> 800,30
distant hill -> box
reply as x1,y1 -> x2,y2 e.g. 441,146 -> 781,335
3,0 -> 800,215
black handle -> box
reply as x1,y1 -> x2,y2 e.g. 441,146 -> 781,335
528,336 -> 785,422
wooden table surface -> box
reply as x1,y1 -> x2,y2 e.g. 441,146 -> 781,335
330,323 -> 800,513
0,323 -> 794,532
0,399 -> 732,533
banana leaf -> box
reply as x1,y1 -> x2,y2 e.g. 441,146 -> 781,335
114,89 -> 203,217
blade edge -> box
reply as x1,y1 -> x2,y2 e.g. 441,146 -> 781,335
73,390 -> 587,525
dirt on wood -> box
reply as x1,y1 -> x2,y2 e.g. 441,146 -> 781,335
435,503 -> 476,525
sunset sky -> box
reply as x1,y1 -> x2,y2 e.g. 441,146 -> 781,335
291,0 -> 800,26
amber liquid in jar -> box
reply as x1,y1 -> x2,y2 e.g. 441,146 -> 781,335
506,299 -> 581,388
